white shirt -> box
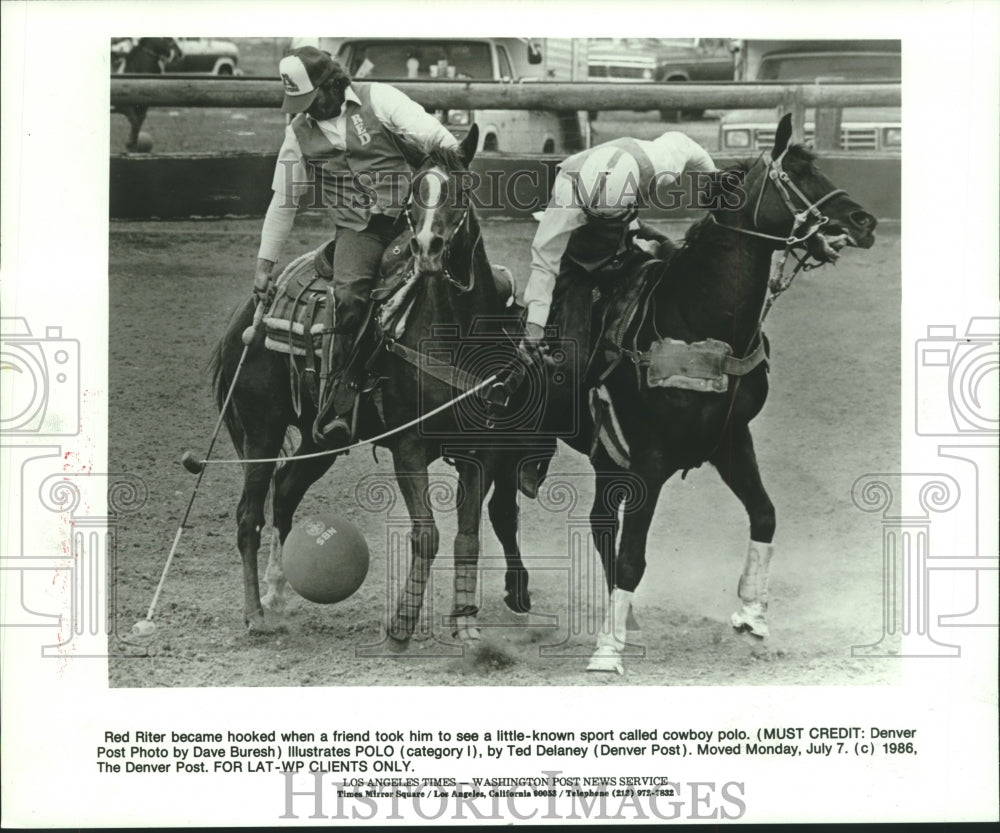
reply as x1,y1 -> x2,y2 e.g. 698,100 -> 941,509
259,83 -> 458,262
522,132 -> 717,327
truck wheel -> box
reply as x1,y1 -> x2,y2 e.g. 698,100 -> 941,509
483,134 -> 498,152
588,111 -> 599,121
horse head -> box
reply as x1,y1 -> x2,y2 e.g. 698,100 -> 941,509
407,124 -> 480,282
732,113 -> 877,262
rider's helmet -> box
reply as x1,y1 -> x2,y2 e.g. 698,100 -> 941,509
575,146 -> 642,222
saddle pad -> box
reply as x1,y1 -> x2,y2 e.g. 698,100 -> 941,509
645,337 -> 732,393
263,247 -> 331,358
588,385 -> 631,469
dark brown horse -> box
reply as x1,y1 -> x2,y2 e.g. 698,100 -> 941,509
210,125 -> 531,640
560,115 -> 878,672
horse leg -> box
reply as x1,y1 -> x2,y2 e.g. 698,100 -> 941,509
589,445 -> 644,622
710,423 -> 776,638
386,438 -> 439,650
488,457 -> 530,614
123,105 -> 147,150
451,458 -> 485,642
237,449 -> 283,634
587,463 -> 668,673
262,438 -> 339,614
589,453 -> 624,597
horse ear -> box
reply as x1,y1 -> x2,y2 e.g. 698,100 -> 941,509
459,124 -> 479,166
772,113 -> 793,159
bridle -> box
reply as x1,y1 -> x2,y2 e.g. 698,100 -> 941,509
403,167 -> 480,293
712,149 -> 847,247
707,148 -> 849,322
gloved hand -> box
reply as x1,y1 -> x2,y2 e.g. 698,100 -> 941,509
253,259 -> 274,304
518,321 -> 546,359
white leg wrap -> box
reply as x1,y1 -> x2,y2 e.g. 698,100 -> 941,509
587,588 -> 633,674
731,540 -> 774,637
261,529 -> 287,613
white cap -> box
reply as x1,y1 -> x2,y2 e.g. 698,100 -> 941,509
279,47 -> 338,114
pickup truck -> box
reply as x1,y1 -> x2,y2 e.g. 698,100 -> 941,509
719,40 -> 901,153
586,38 -> 734,120
320,37 -> 590,154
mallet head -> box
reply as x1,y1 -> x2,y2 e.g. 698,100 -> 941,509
132,619 -> 156,638
181,451 -> 205,474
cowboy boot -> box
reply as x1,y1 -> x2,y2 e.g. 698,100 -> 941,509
313,296 -> 353,445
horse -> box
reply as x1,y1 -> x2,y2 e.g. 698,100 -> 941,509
210,124 -> 531,641
116,37 -> 174,151
556,114 -> 878,672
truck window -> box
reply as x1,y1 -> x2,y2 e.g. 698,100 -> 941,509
757,53 -> 901,82
496,45 -> 513,80
343,40 -> 494,80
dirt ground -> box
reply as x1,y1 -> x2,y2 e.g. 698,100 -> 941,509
108,216 -> 901,688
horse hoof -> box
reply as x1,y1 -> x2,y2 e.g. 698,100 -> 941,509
246,610 -> 287,635
586,647 -> 624,675
383,624 -> 411,653
503,591 -> 532,615
453,626 -> 482,643
730,611 -> 769,639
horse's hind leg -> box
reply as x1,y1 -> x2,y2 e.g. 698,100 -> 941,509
710,422 -> 776,638
262,437 -> 339,614
238,452 -> 283,634
488,458 -> 530,614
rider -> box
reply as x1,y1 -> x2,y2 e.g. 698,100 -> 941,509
253,46 -> 459,443
517,132 -> 719,497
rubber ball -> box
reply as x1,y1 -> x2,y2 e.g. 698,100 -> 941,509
282,513 -> 370,604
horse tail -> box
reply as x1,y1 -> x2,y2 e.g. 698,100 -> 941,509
209,299 -> 255,458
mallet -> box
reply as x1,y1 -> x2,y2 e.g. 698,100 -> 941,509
132,298 -> 266,638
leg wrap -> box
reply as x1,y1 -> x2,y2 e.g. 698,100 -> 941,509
389,553 -> 433,641
452,559 -> 480,618
451,533 -> 480,640
261,529 -> 287,612
732,540 -> 775,638
587,588 -> 633,673
738,540 -> 774,607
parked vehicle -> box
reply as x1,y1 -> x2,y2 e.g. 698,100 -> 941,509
320,37 -> 589,154
585,37 -> 734,121
720,40 -> 901,153
111,37 -> 240,75
646,38 -> 735,121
